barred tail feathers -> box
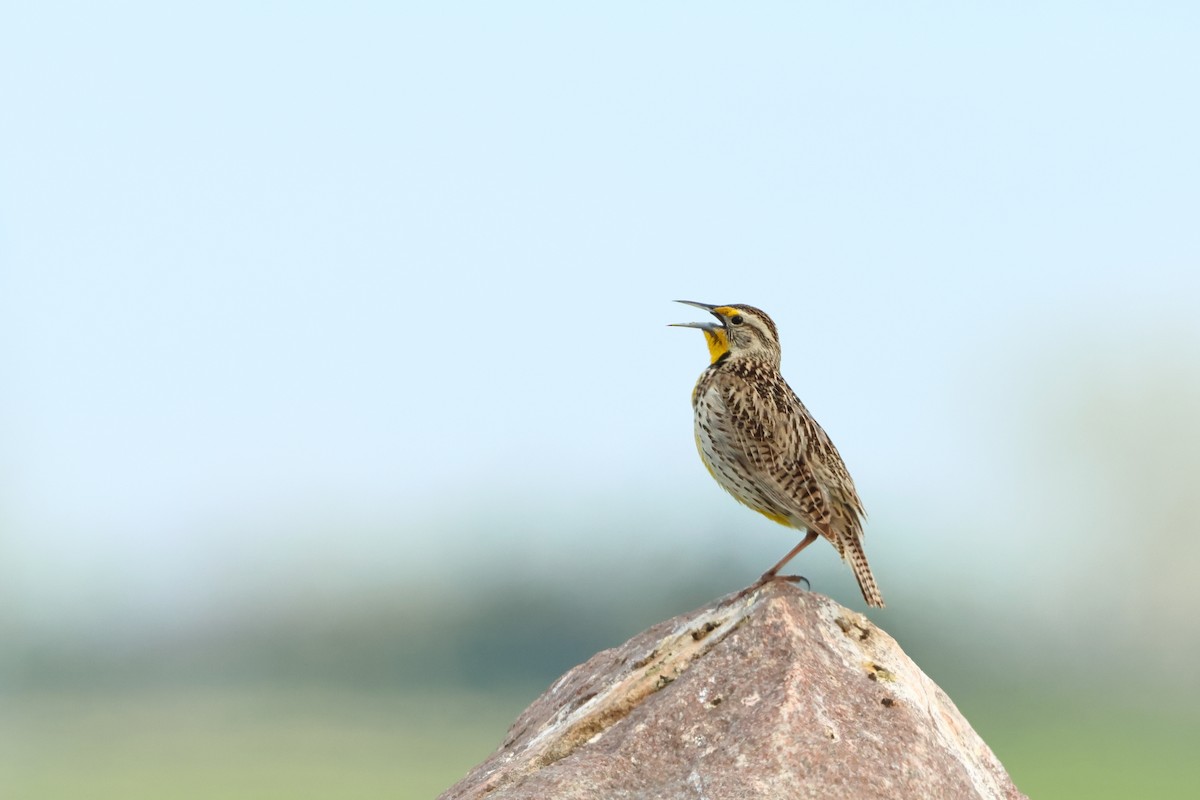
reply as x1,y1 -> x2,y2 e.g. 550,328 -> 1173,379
841,536 -> 885,608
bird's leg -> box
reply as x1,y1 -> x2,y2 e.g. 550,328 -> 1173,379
730,531 -> 819,601
759,530 -> 819,583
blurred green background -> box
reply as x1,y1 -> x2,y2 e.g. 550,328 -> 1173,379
3,4 -> 1199,799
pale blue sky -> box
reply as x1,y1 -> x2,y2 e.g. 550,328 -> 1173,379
2,4 -> 1198,648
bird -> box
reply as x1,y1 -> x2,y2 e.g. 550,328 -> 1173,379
671,301 -> 884,608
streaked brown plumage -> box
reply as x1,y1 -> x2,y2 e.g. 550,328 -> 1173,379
671,301 -> 884,608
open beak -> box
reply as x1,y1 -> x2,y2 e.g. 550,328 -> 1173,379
669,300 -> 725,331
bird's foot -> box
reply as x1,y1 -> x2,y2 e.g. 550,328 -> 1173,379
769,573 -> 811,590
726,572 -> 810,604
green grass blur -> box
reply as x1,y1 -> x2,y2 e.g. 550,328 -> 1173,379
4,580 -> 1197,799
2,687 -> 1195,799
974,697 -> 1200,799
1,686 -> 531,800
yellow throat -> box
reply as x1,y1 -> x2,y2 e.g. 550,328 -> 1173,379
702,327 -> 730,364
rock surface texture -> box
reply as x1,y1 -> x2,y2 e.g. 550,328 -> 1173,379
439,583 -> 1026,800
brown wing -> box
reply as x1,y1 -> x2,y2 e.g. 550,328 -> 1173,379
785,385 -> 867,539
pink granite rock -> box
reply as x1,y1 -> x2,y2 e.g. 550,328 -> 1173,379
440,582 -> 1026,800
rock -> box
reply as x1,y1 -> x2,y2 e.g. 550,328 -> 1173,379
439,582 -> 1026,800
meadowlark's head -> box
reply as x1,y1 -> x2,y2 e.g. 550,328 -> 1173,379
670,301 -> 781,365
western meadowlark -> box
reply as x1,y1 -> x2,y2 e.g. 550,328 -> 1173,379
671,301 -> 884,608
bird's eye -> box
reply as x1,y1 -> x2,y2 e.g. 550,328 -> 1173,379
729,314 -> 744,325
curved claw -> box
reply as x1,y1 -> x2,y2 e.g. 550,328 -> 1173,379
771,574 -> 811,590
725,572 -> 811,605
